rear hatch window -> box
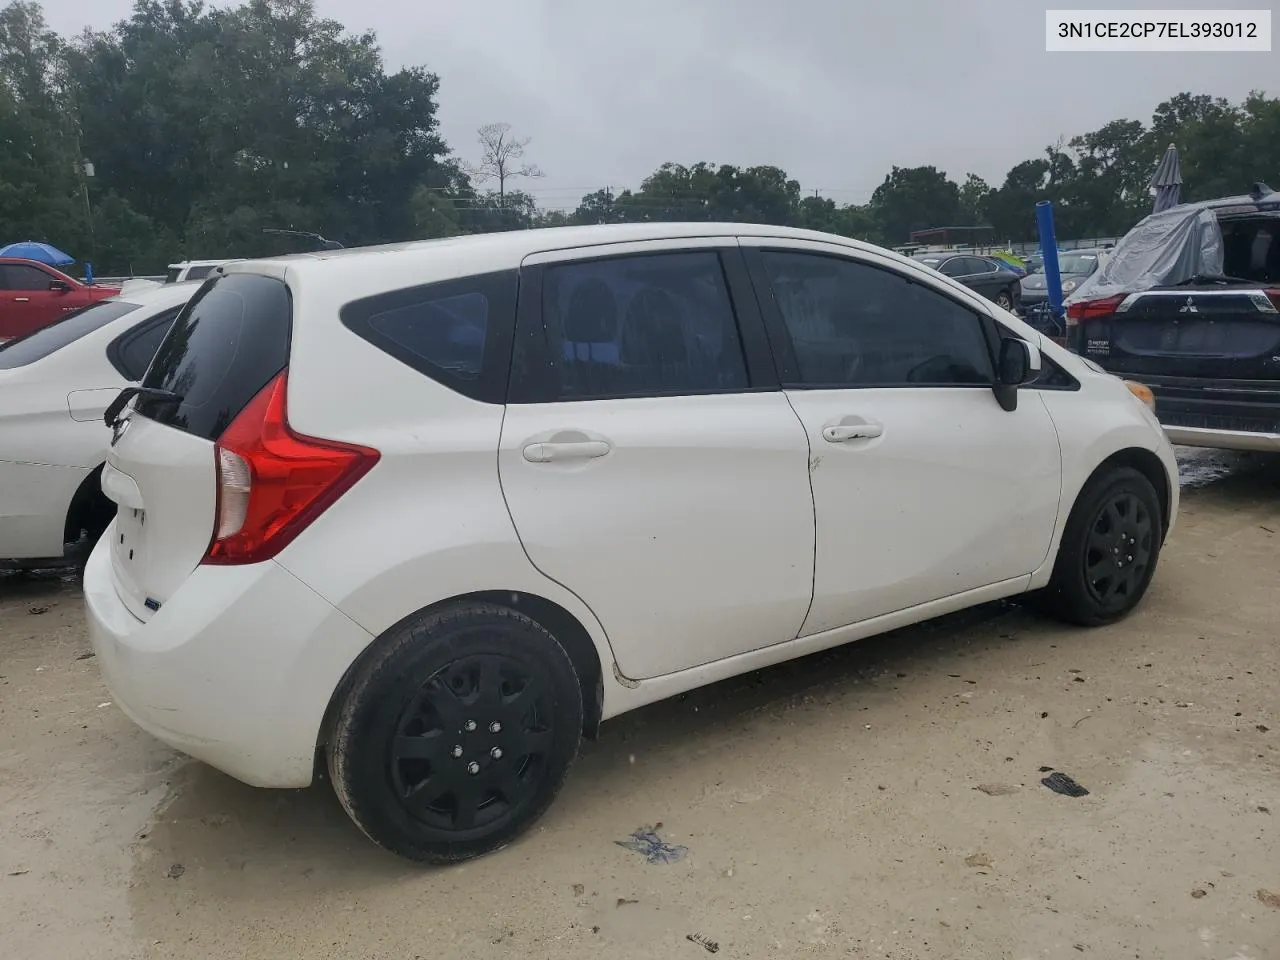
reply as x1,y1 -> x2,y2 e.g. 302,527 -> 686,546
0,300 -> 140,369
137,273 -> 292,439
105,271 -> 292,620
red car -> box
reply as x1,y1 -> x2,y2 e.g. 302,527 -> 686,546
0,258 -> 119,342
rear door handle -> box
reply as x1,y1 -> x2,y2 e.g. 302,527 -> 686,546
13,297 -> 28,302
523,439 -> 611,463
822,421 -> 883,443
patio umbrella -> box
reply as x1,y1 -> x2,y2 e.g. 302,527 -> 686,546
0,241 -> 75,266
1149,142 -> 1182,213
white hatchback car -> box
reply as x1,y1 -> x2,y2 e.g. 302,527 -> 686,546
85,224 -> 1178,863
0,282 -> 198,564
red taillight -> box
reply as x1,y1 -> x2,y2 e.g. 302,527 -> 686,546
1065,294 -> 1125,325
1265,289 -> 1280,312
203,370 -> 380,565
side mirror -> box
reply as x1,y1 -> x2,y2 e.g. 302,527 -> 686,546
993,338 -> 1041,411
49,279 -> 70,292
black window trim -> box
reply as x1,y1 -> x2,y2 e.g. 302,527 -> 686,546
507,245 -> 778,405
340,268 -> 518,405
106,305 -> 184,381
743,245 -> 1001,391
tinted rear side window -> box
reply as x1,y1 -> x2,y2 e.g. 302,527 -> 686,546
341,270 -> 517,403
109,308 -> 182,381
0,300 -> 140,369
137,274 -> 292,440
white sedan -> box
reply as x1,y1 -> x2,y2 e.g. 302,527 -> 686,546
0,282 -> 198,564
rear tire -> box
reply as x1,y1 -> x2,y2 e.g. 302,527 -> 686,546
328,602 -> 582,863
995,288 -> 1015,311
1040,467 -> 1163,626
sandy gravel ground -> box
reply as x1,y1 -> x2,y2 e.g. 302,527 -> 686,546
1,449 -> 1277,960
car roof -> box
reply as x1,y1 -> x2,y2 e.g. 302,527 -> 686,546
221,223 -> 892,281
169,259 -> 237,268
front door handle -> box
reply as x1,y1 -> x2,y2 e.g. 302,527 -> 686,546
822,420 -> 883,443
523,439 -> 612,463
13,297 -> 29,302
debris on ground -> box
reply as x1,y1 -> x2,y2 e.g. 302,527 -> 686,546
964,852 -> 993,868
1190,888 -> 1207,899
27,605 -> 49,615
686,933 -> 720,953
571,883 -> 584,897
1041,772 -> 1090,797
616,898 -> 638,907
616,826 -> 688,864
1258,890 -> 1280,909
166,863 -> 185,880
74,652 -> 95,661
7,869 -> 29,877
975,783 -> 1019,796
1038,766 -> 1054,772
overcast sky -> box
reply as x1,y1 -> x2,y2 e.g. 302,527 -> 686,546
44,0 -> 1278,210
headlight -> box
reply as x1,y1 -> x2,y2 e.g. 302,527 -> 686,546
1061,278 -> 1078,292
1124,380 -> 1156,411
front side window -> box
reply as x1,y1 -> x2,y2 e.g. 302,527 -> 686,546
2,264 -> 54,290
760,251 -> 994,388
535,251 -> 749,400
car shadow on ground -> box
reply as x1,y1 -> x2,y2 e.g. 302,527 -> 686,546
136,596 -> 1035,889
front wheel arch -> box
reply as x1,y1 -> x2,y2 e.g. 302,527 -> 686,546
1084,447 -> 1172,542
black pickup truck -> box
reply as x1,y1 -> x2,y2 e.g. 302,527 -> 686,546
1065,184 -> 1280,452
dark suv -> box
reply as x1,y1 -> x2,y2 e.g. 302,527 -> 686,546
1065,184 -> 1280,452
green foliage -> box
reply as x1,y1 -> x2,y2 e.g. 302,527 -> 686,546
0,0 -> 1276,270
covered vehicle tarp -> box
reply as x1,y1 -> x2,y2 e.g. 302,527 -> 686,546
1065,203 -> 1223,305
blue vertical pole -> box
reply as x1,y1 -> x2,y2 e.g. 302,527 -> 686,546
84,261 -> 94,285
1035,201 -> 1063,331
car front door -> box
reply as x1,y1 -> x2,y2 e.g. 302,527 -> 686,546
742,240 -> 1062,636
498,240 -> 816,680
0,263 -> 67,339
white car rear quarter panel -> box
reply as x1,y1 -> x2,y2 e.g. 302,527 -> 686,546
273,264 -> 622,687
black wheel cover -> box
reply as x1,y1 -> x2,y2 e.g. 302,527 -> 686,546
1082,491 -> 1154,610
389,653 -> 553,834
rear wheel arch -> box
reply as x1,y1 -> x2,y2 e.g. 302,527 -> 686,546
62,463 -> 116,551
318,589 -> 605,754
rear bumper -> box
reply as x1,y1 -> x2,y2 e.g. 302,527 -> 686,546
83,525 -> 375,787
1142,375 -> 1280,451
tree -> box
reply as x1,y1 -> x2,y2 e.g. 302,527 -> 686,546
0,2 -> 87,256
466,121 -> 542,203
870,166 -> 961,244
958,174 -> 992,226
65,0 -> 462,263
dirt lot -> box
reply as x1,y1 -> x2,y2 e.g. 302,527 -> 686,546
1,449 -> 1278,960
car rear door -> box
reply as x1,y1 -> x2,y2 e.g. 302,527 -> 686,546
497,240 -> 816,680
99,271 -> 291,620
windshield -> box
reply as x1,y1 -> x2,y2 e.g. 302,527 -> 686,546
1059,253 -> 1100,274
0,299 -> 141,369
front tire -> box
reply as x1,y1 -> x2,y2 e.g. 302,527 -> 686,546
1041,467 -> 1163,626
328,602 -> 583,863
995,288 -> 1015,311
